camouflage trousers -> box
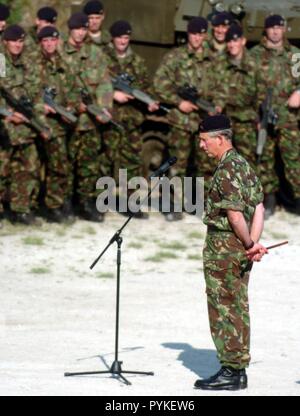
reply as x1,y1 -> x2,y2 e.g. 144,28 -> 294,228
0,148 -> 10,213
69,129 -> 106,203
103,127 -> 143,183
232,121 -> 258,172
203,230 -> 252,369
44,135 -> 72,209
10,143 -> 41,214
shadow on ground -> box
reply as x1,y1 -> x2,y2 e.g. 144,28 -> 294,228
162,342 -> 219,379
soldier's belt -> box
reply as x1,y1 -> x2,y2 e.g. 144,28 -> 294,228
207,225 -> 234,233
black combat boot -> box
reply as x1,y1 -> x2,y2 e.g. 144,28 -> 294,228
12,211 -> 37,226
293,198 -> 300,216
45,207 -> 66,223
79,199 -> 104,222
0,211 -> 4,229
194,367 -> 248,391
264,193 -> 276,220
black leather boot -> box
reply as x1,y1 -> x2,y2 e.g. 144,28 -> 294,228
79,200 -> 104,222
293,198 -> 300,215
194,367 -> 248,391
12,211 -> 37,226
45,208 -> 66,223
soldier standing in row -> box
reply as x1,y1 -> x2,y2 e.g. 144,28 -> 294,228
0,3 -> 9,37
251,14 -> 300,217
195,114 -> 267,391
35,26 -> 79,222
103,20 -> 158,217
205,11 -> 233,58
83,0 -> 110,47
26,7 -> 59,48
154,17 -> 217,216
0,25 -> 45,225
213,25 -> 258,169
62,12 -> 113,222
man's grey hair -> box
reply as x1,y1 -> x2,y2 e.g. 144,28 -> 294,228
208,129 -> 233,141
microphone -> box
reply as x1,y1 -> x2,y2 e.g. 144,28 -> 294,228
149,156 -> 177,179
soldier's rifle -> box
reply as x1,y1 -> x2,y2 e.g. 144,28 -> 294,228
0,86 -> 51,138
43,87 -> 78,125
111,72 -> 170,114
80,87 -> 124,131
177,83 -> 217,115
256,88 -> 278,164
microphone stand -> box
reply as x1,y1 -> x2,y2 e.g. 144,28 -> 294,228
64,173 -> 167,385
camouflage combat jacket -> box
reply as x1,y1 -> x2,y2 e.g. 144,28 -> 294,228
203,148 -> 264,231
0,51 -> 43,146
86,29 -> 111,47
34,50 -> 79,135
213,49 -> 257,123
204,33 -> 227,59
61,40 -> 113,131
153,44 -> 216,132
102,43 -> 153,127
250,37 -> 300,128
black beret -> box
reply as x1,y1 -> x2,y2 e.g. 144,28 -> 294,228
211,11 -> 233,27
83,1 -> 104,15
0,4 -> 10,21
225,24 -> 243,42
2,24 -> 26,41
110,20 -> 132,37
68,12 -> 89,30
264,14 -> 285,29
199,114 -> 231,133
37,7 -> 58,23
37,26 -> 60,40
187,17 -> 208,34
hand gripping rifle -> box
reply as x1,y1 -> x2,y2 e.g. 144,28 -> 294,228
177,83 -> 217,114
111,72 -> 170,113
43,86 -> 78,124
80,87 -> 124,131
256,88 -> 278,164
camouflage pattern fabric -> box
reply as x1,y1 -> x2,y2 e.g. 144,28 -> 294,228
202,148 -> 264,369
153,44 -> 217,180
0,148 -> 10,213
204,33 -> 227,59
250,38 -> 300,197
86,29 -> 111,47
102,44 -> 151,180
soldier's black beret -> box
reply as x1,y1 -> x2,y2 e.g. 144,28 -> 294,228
187,17 -> 208,34
37,7 -> 58,23
37,26 -> 60,40
225,24 -> 243,42
0,4 -> 10,21
83,1 -> 104,15
68,12 -> 89,30
264,14 -> 285,29
211,11 -> 233,27
110,20 -> 132,37
2,24 -> 26,41
199,114 -> 231,133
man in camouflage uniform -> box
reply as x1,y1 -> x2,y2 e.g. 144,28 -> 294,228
205,11 -> 233,58
213,25 -> 258,170
62,12 -> 113,222
0,25 -> 46,225
0,4 -> 9,37
35,26 -> 79,222
26,7 -> 58,49
195,114 -> 267,391
102,20 -> 158,217
250,14 -> 300,217
153,17 -> 217,215
83,0 -> 110,47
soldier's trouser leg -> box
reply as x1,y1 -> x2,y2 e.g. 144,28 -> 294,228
233,122 -> 258,172
0,148 -> 11,214
203,232 -> 252,369
278,127 -> 300,199
44,135 -> 72,209
167,128 -> 192,179
69,130 -> 102,204
10,144 -> 40,214
257,131 -> 279,195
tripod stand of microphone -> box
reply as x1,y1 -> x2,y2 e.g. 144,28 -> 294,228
64,157 -> 177,385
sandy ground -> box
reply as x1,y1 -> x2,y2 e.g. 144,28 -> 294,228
0,208 -> 300,396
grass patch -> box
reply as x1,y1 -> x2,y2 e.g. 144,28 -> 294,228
82,226 -> 97,235
95,272 -> 115,279
128,242 -> 144,249
187,254 -> 202,261
187,231 -> 204,239
22,236 -> 44,246
268,231 -> 289,240
162,241 -> 187,251
55,229 -> 67,237
29,267 -> 51,274
72,235 -> 84,239
145,251 -> 178,263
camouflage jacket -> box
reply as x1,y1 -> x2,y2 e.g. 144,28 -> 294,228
153,44 -> 216,132
86,29 -> 111,47
213,49 -> 258,123
0,51 -> 44,146
204,33 -> 227,59
250,37 -> 300,128
61,40 -> 113,131
26,26 -> 67,52
34,50 -> 79,135
203,148 -> 264,231
102,43 -> 153,127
